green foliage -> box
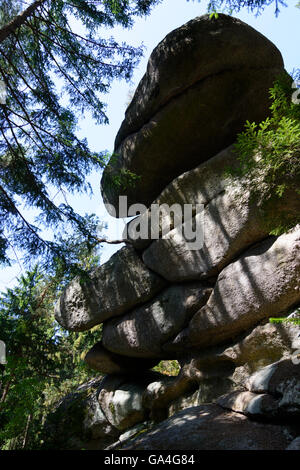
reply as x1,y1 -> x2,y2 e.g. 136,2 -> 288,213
0,230 -> 103,450
153,360 -> 180,376
112,168 -> 142,191
0,253 -> 181,449
0,0 -> 160,268
269,306 -> 300,325
103,152 -> 142,191
230,71 -> 300,234
270,317 -> 300,325
208,0 -> 287,16
189,0 -> 289,16
48,213 -> 106,281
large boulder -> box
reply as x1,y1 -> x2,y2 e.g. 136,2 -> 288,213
42,378 -> 120,450
218,359 -> 300,420
102,283 -> 212,358
124,145 -> 239,251
55,246 -> 166,331
142,375 -> 196,422
142,184 -> 300,282
122,404 -> 296,450
98,372 -> 163,431
213,316 -> 300,371
84,342 -> 159,375
178,312 -> 300,382
98,376 -> 147,432
164,227 -> 300,352
216,390 -> 297,419
101,14 -> 284,216
164,312 -> 300,404
246,359 -> 300,408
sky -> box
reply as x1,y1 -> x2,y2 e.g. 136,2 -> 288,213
0,0 -> 299,290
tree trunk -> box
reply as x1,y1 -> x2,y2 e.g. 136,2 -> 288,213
0,378 -> 12,404
0,0 -> 45,43
22,413 -> 32,449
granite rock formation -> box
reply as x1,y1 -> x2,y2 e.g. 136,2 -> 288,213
101,14 -> 284,215
52,14 -> 300,450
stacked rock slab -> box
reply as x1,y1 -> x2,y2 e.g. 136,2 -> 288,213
140,147 -> 300,281
102,283 -> 212,358
55,245 -> 166,331
54,14 -> 300,450
217,358 -> 300,420
163,228 -> 300,352
101,13 -> 284,214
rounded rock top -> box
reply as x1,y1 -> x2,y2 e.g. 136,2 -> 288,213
101,13 -> 284,217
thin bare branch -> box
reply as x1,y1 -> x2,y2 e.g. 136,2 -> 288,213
93,237 -> 131,245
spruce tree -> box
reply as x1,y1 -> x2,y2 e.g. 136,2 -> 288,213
0,0 -> 160,269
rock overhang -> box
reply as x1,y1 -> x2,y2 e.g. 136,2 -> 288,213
101,13 -> 285,217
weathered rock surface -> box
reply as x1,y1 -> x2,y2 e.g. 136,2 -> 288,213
124,145 -> 238,251
50,14 -> 300,451
84,342 -> 159,375
142,375 -> 196,422
246,359 -> 300,408
218,388 -> 300,420
122,404 -> 296,450
98,376 -> 146,431
177,313 -> 300,388
42,378 -> 119,450
142,187 -> 258,281
164,227 -> 300,352
214,316 -> 300,371
55,246 -> 165,331
217,391 -> 284,418
98,372 -> 163,431
168,389 -> 200,417
106,422 -> 153,450
101,14 -> 284,215
157,313 -> 300,406
286,437 -> 300,450
142,186 -> 300,282
102,283 -> 212,358
218,360 -> 300,419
